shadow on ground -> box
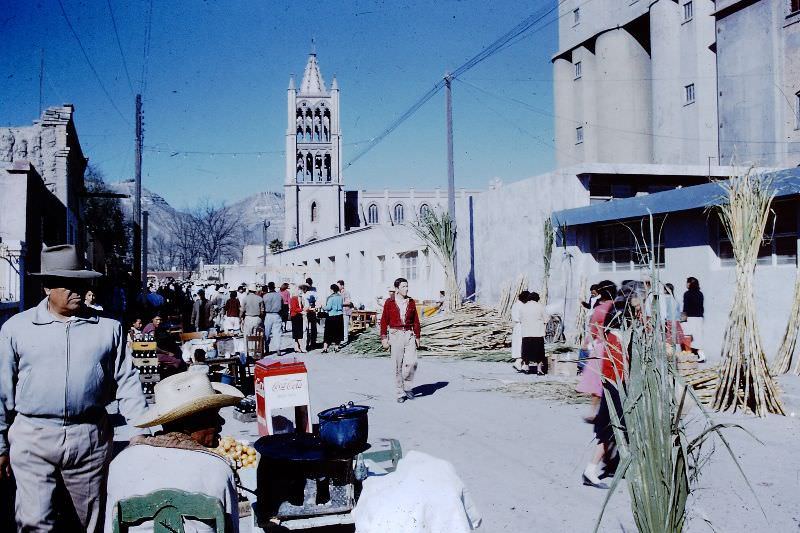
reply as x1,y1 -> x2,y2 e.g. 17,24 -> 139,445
411,381 -> 449,398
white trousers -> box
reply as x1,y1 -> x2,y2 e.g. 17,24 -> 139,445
9,414 -> 112,532
389,329 -> 418,399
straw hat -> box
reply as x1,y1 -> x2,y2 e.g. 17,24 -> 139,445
30,244 -> 102,279
133,372 -> 243,428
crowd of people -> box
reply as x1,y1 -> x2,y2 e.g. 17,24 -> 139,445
0,245 -> 387,532
571,276 -> 706,489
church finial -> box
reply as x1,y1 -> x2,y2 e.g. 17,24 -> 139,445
311,38 -> 316,56
288,75 -> 295,90
331,75 -> 338,91
299,52 -> 327,95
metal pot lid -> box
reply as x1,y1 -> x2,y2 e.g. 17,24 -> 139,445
318,401 -> 370,420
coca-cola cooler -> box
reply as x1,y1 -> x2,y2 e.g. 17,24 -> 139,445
254,357 -> 311,436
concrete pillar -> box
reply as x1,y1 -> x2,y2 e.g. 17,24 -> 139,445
650,0 -> 683,163
553,57 -> 576,168
595,28 -> 653,163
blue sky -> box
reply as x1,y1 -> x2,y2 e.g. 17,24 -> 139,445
1,0 -> 558,208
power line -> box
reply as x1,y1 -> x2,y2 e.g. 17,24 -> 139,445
140,0 -> 154,96
456,78 -> 580,164
144,138 -> 372,157
345,0 -> 573,169
56,0 -> 130,125
106,0 -> 135,96
457,78 -> 800,147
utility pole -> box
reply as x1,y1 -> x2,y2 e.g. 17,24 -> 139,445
133,94 -> 143,289
38,49 -> 44,116
142,210 -> 149,287
445,73 -> 457,279
262,220 -> 270,284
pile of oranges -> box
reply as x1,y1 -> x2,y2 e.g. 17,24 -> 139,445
212,436 -> 258,469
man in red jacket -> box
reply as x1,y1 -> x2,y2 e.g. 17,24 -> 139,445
380,278 -> 421,403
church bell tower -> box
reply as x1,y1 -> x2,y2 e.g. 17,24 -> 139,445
284,52 -> 344,246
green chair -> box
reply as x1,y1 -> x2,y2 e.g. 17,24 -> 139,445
111,489 -> 227,533
361,438 -> 403,473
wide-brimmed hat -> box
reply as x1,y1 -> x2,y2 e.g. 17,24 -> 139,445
30,244 -> 102,279
247,282 -> 258,292
133,371 -> 243,428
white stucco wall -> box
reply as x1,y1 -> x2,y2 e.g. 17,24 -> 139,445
272,225 -> 449,311
557,209 -> 800,365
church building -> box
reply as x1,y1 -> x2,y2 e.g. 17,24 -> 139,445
276,53 -> 479,307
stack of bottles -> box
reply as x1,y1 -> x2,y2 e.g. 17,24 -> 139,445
131,335 -> 160,404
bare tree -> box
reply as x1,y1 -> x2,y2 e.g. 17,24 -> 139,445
150,234 -> 180,271
171,211 -> 203,275
192,201 -> 243,265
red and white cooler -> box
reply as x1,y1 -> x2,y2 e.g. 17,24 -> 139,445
254,357 -> 311,436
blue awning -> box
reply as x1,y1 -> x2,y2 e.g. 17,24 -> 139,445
552,168 -> 800,227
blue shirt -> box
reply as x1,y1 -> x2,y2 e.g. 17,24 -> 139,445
324,294 -> 344,316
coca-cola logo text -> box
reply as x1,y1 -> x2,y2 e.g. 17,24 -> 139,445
271,379 -> 305,392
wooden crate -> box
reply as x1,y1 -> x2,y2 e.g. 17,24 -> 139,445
131,341 -> 157,351
132,356 -> 159,368
139,373 -> 161,384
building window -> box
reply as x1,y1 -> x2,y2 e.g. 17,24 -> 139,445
377,255 -> 386,283
310,201 -> 318,222
400,251 -> 418,281
594,219 -> 666,272
791,0 -> 800,15
576,126 -> 584,144
367,203 -> 379,224
419,203 -> 432,219
718,200 -> 797,266
573,7 -> 580,25
393,203 -> 405,224
574,61 -> 582,79
683,1 -> 693,21
684,83 -> 695,105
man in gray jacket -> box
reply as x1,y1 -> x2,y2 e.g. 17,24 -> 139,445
0,245 -> 148,532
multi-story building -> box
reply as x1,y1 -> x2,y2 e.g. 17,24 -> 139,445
553,0 -> 719,168
715,0 -> 800,168
0,105 -> 88,322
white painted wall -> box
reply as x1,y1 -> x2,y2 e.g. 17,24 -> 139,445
556,209 -> 799,365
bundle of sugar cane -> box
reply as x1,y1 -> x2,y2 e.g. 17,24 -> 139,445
346,302 -> 513,356
498,275 -> 527,321
712,170 -> 784,416
571,277 -> 588,346
771,268 -> 800,375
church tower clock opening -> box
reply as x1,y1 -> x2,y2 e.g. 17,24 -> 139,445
284,52 -> 344,246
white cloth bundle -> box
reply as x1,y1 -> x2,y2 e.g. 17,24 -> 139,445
353,450 -> 482,533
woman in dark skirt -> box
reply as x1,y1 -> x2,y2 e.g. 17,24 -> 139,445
519,291 -> 548,375
322,284 -> 344,352
289,288 -> 306,353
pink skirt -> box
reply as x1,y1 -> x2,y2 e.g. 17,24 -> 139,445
576,340 -> 604,397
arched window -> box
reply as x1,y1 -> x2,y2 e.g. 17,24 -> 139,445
419,203 -> 431,219
310,202 -> 318,222
367,204 -> 379,224
393,204 -> 405,224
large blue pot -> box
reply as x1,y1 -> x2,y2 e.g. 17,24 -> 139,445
318,402 -> 369,451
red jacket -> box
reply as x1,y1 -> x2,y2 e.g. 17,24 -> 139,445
289,295 -> 303,317
380,297 -> 421,339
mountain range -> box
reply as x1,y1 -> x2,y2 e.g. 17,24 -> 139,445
107,180 -> 286,261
